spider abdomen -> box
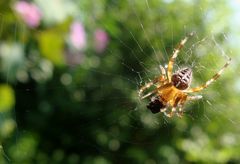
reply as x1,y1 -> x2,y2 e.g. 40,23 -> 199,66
172,68 -> 192,90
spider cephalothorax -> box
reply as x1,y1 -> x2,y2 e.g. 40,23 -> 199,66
171,68 -> 192,90
138,33 -> 231,117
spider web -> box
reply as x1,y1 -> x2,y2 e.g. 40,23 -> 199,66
110,0 -> 235,124
0,0 -> 240,163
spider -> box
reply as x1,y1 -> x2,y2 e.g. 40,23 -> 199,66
138,32 -> 231,117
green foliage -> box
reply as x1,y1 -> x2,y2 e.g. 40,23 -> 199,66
0,0 -> 239,163
38,30 -> 65,66
0,85 -> 15,112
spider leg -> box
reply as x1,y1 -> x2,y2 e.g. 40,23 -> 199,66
163,99 -> 180,117
164,107 -> 176,117
167,32 -> 194,82
141,89 -> 158,100
157,65 -> 168,87
160,104 -> 173,117
161,108 -> 167,112
184,57 -> 231,93
175,96 -> 188,117
138,68 -> 167,99
175,95 -> 202,117
176,106 -> 184,118
187,95 -> 203,100
140,83 -> 168,99
139,64 -> 167,99
159,65 -> 166,77
138,80 -> 155,98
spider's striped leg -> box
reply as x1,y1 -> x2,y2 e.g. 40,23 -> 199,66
160,65 -> 166,77
140,89 -> 157,100
163,97 -> 182,117
138,68 -> 167,99
164,107 -> 176,117
176,106 -> 184,118
184,57 -> 231,93
167,32 -> 194,82
140,84 -> 164,99
138,80 -> 155,98
161,107 -> 168,116
139,78 -> 161,99
176,95 -> 202,117
157,65 -> 167,86
175,96 -> 188,117
161,108 -> 167,112
187,95 -> 203,100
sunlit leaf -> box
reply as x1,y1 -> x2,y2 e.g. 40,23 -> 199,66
0,85 -> 15,112
38,30 -> 65,66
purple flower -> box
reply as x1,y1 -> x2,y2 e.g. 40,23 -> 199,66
69,21 -> 86,50
14,1 -> 42,28
94,29 -> 109,53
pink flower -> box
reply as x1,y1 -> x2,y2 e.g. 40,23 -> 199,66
94,29 -> 109,53
69,21 -> 86,50
14,1 -> 41,28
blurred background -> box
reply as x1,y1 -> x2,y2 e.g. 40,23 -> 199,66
0,0 -> 240,163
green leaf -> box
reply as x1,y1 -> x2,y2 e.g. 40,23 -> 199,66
38,30 -> 65,66
0,85 -> 15,112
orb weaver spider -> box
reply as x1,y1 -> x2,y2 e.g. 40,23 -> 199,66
138,32 -> 231,117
